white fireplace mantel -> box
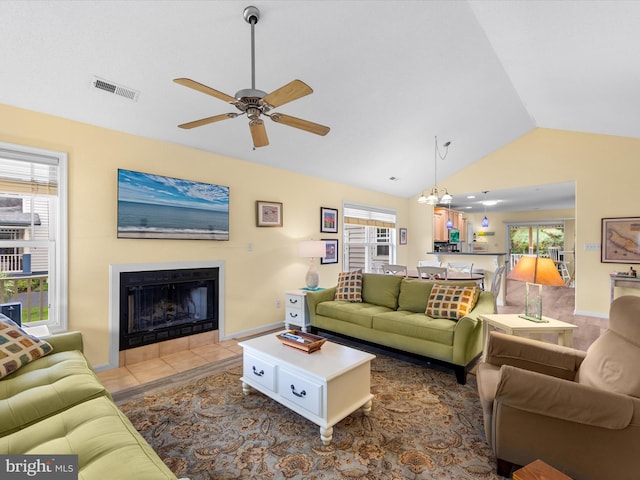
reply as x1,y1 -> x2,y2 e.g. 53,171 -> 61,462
104,260 -> 225,372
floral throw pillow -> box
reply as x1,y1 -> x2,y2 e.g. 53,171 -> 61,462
0,316 -> 54,379
334,270 -> 363,302
425,284 -> 479,320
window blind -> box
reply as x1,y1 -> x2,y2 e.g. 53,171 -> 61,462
0,147 -> 59,195
343,202 -> 397,228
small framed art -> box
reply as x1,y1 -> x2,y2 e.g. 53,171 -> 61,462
256,201 -> 283,227
601,217 -> 640,263
399,228 -> 407,245
321,238 -> 339,264
320,207 -> 338,233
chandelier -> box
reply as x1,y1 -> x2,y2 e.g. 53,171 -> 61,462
418,136 -> 452,205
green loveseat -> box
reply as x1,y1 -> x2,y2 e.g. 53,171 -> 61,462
306,273 -> 494,384
0,326 -> 179,479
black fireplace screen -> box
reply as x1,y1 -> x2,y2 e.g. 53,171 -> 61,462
119,267 -> 218,350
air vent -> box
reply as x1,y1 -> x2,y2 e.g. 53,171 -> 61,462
91,76 -> 140,102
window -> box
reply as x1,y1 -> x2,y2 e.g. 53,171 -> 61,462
343,202 -> 397,273
0,142 -> 67,330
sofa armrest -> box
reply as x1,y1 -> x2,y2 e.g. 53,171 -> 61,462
485,331 -> 585,380
496,364 -> 635,429
306,287 -> 336,324
43,331 -> 84,353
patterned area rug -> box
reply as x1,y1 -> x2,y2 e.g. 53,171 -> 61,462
117,353 -> 502,479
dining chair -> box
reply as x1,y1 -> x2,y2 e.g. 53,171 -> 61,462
489,265 -> 506,313
416,266 -> 448,280
417,260 -> 442,267
383,264 -> 407,276
447,262 -> 474,277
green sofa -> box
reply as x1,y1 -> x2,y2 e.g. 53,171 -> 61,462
306,273 -> 494,384
0,327 -> 179,480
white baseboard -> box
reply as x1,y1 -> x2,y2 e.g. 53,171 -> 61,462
574,309 -> 608,319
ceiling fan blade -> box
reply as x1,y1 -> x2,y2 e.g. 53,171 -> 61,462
173,78 -> 238,104
178,113 -> 238,129
262,80 -> 313,108
249,119 -> 269,147
269,113 -> 330,136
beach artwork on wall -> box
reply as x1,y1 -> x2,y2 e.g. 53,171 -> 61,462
117,169 -> 230,240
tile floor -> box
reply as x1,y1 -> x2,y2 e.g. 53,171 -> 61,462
96,338 -> 243,394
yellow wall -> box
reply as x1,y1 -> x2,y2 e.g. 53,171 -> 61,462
409,128 -> 640,317
0,103 -> 409,367
4,103 -> 640,364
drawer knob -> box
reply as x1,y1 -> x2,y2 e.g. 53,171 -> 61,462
290,384 -> 306,398
252,366 -> 265,377
288,312 -> 298,318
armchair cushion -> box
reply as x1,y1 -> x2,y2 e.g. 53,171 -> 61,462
577,295 -> 640,398
485,331 -> 585,381
496,364 -> 634,430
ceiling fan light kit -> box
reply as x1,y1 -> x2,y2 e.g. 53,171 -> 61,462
173,5 -> 330,148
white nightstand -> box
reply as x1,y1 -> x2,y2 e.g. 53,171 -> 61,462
284,289 -> 314,332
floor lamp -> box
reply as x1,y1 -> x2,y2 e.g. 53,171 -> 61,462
507,255 -> 565,322
298,240 -> 326,290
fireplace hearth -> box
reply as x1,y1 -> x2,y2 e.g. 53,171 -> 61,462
119,267 -> 219,350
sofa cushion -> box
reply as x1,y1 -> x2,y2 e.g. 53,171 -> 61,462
0,316 -> 53,379
398,279 -> 435,313
0,350 -> 109,436
372,311 -> 456,345
426,284 -> 480,320
316,301 -> 393,328
334,270 -> 363,302
0,395 -> 177,479
361,273 -> 402,309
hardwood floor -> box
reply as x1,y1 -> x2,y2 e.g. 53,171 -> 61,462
98,280 -> 608,394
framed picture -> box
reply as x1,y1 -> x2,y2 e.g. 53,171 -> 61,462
117,169 -> 229,240
399,228 -> 407,245
320,207 -> 338,233
601,217 -> 640,263
256,201 -> 283,227
321,239 -> 339,264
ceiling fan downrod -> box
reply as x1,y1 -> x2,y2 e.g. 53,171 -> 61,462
244,6 -> 260,92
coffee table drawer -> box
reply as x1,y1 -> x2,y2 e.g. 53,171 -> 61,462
243,352 -> 277,392
278,368 -> 323,416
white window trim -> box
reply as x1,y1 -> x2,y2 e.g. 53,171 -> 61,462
0,141 -> 68,332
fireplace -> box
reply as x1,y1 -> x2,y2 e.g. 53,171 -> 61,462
119,267 -> 219,350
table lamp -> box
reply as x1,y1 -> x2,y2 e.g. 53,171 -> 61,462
298,240 -> 326,290
507,255 -> 565,322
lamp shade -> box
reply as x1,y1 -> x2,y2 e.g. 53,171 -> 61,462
507,256 -> 565,286
298,240 -> 326,258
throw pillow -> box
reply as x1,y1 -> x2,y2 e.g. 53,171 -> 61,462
425,284 -> 479,321
334,270 -> 363,302
0,316 -> 54,379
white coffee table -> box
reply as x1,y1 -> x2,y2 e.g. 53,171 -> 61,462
239,332 -> 375,445
480,313 -> 578,353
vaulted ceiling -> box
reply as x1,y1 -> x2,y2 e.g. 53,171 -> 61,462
1,1 -> 638,204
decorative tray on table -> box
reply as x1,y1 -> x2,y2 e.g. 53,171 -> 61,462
276,330 -> 326,354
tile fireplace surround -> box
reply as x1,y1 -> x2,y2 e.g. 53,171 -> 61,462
107,260 -> 225,371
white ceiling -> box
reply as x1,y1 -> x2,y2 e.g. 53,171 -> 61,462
1,1 -> 638,209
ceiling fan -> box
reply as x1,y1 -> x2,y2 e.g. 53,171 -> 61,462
173,5 -> 330,148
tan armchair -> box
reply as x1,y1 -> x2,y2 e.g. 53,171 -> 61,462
476,295 -> 640,480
